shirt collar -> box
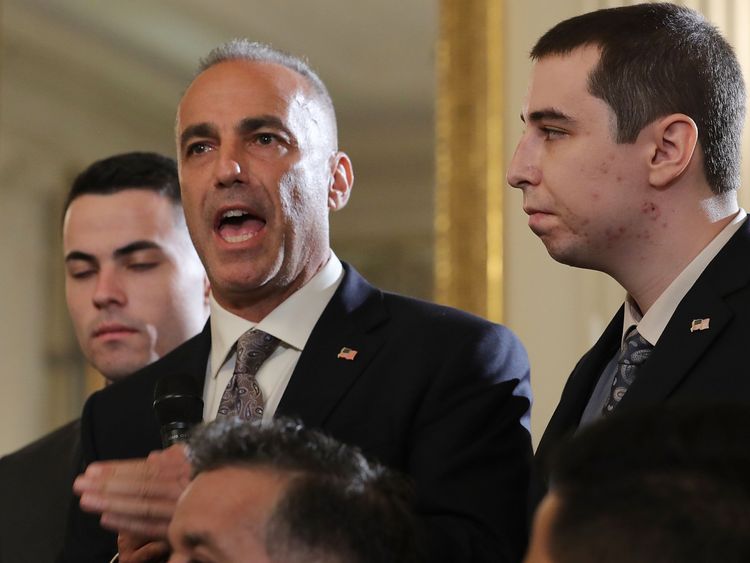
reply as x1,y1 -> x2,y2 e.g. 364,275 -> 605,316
623,209 -> 746,345
208,253 -> 344,379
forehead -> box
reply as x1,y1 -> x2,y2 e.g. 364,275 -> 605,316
177,60 -> 315,129
63,190 -> 180,250
524,45 -> 603,117
172,467 -> 289,559
182,466 -> 288,513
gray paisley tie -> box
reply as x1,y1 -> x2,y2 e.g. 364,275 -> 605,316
602,327 -> 653,415
218,329 -> 280,420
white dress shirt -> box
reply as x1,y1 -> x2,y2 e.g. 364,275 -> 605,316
202,254 -> 344,422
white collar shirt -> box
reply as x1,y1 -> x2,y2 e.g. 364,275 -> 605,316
203,253 -> 344,422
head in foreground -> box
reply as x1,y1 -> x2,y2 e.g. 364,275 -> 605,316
168,417 -> 420,563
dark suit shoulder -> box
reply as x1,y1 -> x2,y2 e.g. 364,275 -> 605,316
0,419 -> 80,468
0,420 -> 81,563
81,326 -> 210,462
380,290 -> 528,369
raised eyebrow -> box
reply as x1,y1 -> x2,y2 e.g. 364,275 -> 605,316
113,240 -> 163,259
179,122 -> 219,151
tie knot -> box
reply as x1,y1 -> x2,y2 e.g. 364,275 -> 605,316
618,327 -> 653,367
235,329 -> 280,375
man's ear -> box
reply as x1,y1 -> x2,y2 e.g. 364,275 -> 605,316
648,113 -> 698,188
328,152 -> 353,211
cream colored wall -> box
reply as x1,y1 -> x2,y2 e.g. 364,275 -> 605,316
0,196 -> 50,445
503,0 -> 750,447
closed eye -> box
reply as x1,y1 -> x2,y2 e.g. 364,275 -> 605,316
128,262 -> 160,272
69,269 -> 96,280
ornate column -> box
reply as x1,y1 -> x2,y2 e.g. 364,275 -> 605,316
435,0 -> 505,321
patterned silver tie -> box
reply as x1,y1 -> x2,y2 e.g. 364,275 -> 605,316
602,327 -> 653,415
218,329 -> 279,420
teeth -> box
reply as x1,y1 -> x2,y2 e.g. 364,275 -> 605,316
222,209 -> 248,219
221,232 -> 257,243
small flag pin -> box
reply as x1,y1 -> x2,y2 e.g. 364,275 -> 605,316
337,347 -> 358,360
690,318 -> 710,332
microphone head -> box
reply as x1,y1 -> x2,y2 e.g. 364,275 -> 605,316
153,373 -> 203,447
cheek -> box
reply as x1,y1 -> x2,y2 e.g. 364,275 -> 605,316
65,285 -> 91,328
278,169 -> 319,227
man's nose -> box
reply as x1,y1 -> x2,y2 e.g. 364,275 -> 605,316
215,142 -> 247,188
92,268 -> 126,308
506,136 -> 541,189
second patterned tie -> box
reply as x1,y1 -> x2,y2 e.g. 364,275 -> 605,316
602,327 -> 653,416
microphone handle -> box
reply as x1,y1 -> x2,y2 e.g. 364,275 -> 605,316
160,421 -> 194,448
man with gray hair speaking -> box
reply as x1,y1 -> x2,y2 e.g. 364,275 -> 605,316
61,40 -> 532,563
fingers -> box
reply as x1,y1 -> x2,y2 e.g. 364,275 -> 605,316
80,491 -> 178,521
74,445 -> 191,538
74,445 -> 191,497
118,533 -> 170,563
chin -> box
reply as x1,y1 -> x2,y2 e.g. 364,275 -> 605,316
544,241 -> 584,268
93,355 -> 150,383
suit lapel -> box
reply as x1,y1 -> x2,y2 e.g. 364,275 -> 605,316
188,323 -> 212,393
622,220 -> 750,407
276,264 -> 389,427
152,321 -> 212,398
622,289 -> 730,407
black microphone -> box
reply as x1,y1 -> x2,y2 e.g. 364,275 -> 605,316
153,373 -> 204,448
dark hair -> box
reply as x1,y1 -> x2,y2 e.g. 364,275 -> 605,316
532,3 -> 745,194
197,39 -> 338,147
546,403 -> 750,563
64,151 -> 180,213
188,418 -> 421,563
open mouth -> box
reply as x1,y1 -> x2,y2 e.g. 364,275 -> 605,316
216,209 -> 266,243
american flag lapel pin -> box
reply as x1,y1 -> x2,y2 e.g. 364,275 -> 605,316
690,318 -> 710,332
337,347 -> 358,360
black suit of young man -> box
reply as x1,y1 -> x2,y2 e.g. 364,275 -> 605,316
534,220 -> 750,502
61,264 -> 533,563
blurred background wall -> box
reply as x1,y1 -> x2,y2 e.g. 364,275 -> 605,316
0,0 -> 747,453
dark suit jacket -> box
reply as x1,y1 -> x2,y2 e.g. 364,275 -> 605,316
60,264 -> 532,563
0,419 -> 81,563
533,219 -> 750,504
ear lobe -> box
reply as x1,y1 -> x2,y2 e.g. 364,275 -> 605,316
328,152 -> 354,211
648,114 -> 698,188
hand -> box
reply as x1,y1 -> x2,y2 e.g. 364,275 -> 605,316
74,444 -> 191,539
117,533 -> 170,563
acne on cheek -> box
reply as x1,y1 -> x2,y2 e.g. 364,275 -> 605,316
640,201 -> 661,220
603,225 -> 628,245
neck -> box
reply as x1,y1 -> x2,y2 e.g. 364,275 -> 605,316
609,192 -> 738,313
214,250 -> 331,322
